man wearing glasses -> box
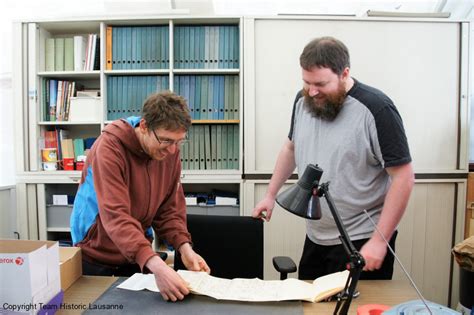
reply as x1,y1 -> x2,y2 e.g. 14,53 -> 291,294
71,91 -> 209,302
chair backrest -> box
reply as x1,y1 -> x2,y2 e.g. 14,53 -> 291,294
174,214 -> 264,279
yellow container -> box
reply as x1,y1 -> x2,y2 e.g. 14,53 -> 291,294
42,148 -> 58,162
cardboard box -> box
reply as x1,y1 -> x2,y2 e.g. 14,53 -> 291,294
59,247 -> 82,291
468,173 -> 474,202
69,97 -> 101,122
0,240 -> 61,313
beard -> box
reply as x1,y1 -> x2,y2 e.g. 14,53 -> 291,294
302,82 -> 347,121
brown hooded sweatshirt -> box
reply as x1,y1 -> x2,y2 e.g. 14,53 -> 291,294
76,119 -> 190,270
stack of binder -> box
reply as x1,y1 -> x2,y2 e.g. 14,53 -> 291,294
174,25 -> 239,69
107,76 -> 169,120
107,25 -> 170,70
174,75 -> 239,120
180,125 -> 239,170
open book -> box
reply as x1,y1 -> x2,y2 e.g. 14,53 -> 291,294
177,269 -> 350,303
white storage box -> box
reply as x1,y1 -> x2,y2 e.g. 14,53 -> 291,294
69,97 -> 101,122
47,205 -> 73,228
0,240 -> 61,313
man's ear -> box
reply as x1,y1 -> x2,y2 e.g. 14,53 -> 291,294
341,67 -> 350,80
138,118 -> 148,134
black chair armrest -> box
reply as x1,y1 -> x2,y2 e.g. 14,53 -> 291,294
273,256 -> 297,280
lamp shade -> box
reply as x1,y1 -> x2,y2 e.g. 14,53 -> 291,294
276,164 -> 323,220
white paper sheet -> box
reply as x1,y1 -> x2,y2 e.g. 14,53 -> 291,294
117,273 -> 159,292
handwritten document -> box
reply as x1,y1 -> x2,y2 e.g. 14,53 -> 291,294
178,269 -> 349,302
117,269 -> 349,303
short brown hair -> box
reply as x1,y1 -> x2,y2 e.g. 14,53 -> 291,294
141,91 -> 191,131
300,37 -> 350,75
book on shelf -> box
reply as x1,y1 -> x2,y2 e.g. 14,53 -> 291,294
106,26 -> 112,70
73,139 -> 85,160
45,38 -> 55,71
54,38 -> 65,71
108,25 -> 169,70
107,24 -> 238,70
41,134 -> 96,169
93,36 -> 100,70
60,139 -> 74,159
45,35 -> 97,72
73,35 -> 87,71
48,80 -> 57,121
64,38 -> 74,71
181,125 -> 239,171
43,79 -> 80,121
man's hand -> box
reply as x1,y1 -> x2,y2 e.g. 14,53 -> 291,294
145,255 -> 190,302
359,237 -> 387,271
179,243 -> 211,273
252,196 -> 275,221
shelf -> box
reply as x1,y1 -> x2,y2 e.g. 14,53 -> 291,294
173,69 -> 240,74
192,120 -> 240,124
106,120 -> 241,125
187,205 -> 239,216
47,227 -> 71,232
17,171 -> 82,184
37,71 -> 100,79
38,121 -> 101,125
180,172 -> 242,182
104,69 -> 170,75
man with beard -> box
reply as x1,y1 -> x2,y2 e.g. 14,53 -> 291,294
252,37 -> 414,280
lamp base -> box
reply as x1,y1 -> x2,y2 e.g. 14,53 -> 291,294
383,300 -> 461,314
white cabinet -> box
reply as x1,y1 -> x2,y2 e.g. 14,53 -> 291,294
14,16 -> 244,244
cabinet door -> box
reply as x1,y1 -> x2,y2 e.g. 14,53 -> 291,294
0,187 -> 16,238
245,180 -> 466,305
244,180 -> 305,280
244,18 -> 467,174
395,182 -> 465,306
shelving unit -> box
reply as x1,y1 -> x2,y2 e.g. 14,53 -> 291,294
15,16 -> 243,243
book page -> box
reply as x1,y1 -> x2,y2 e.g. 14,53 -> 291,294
312,270 -> 350,302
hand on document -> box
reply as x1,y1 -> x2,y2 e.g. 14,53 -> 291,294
145,255 -> 190,302
179,242 -> 211,273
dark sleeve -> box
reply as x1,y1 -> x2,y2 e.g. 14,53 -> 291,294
374,103 -> 412,168
288,90 -> 303,140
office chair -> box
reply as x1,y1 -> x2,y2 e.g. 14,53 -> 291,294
174,214 -> 297,280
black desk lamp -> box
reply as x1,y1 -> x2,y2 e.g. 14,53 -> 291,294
276,164 -> 365,315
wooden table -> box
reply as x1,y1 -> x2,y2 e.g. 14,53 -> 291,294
59,276 -> 418,314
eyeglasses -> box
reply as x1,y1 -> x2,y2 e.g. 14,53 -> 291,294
151,129 -> 188,147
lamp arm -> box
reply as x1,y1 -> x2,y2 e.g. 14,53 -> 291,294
318,183 -> 365,315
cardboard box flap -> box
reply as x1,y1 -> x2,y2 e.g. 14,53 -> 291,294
0,240 -> 46,253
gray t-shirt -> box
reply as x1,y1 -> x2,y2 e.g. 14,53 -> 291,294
288,79 -> 411,245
